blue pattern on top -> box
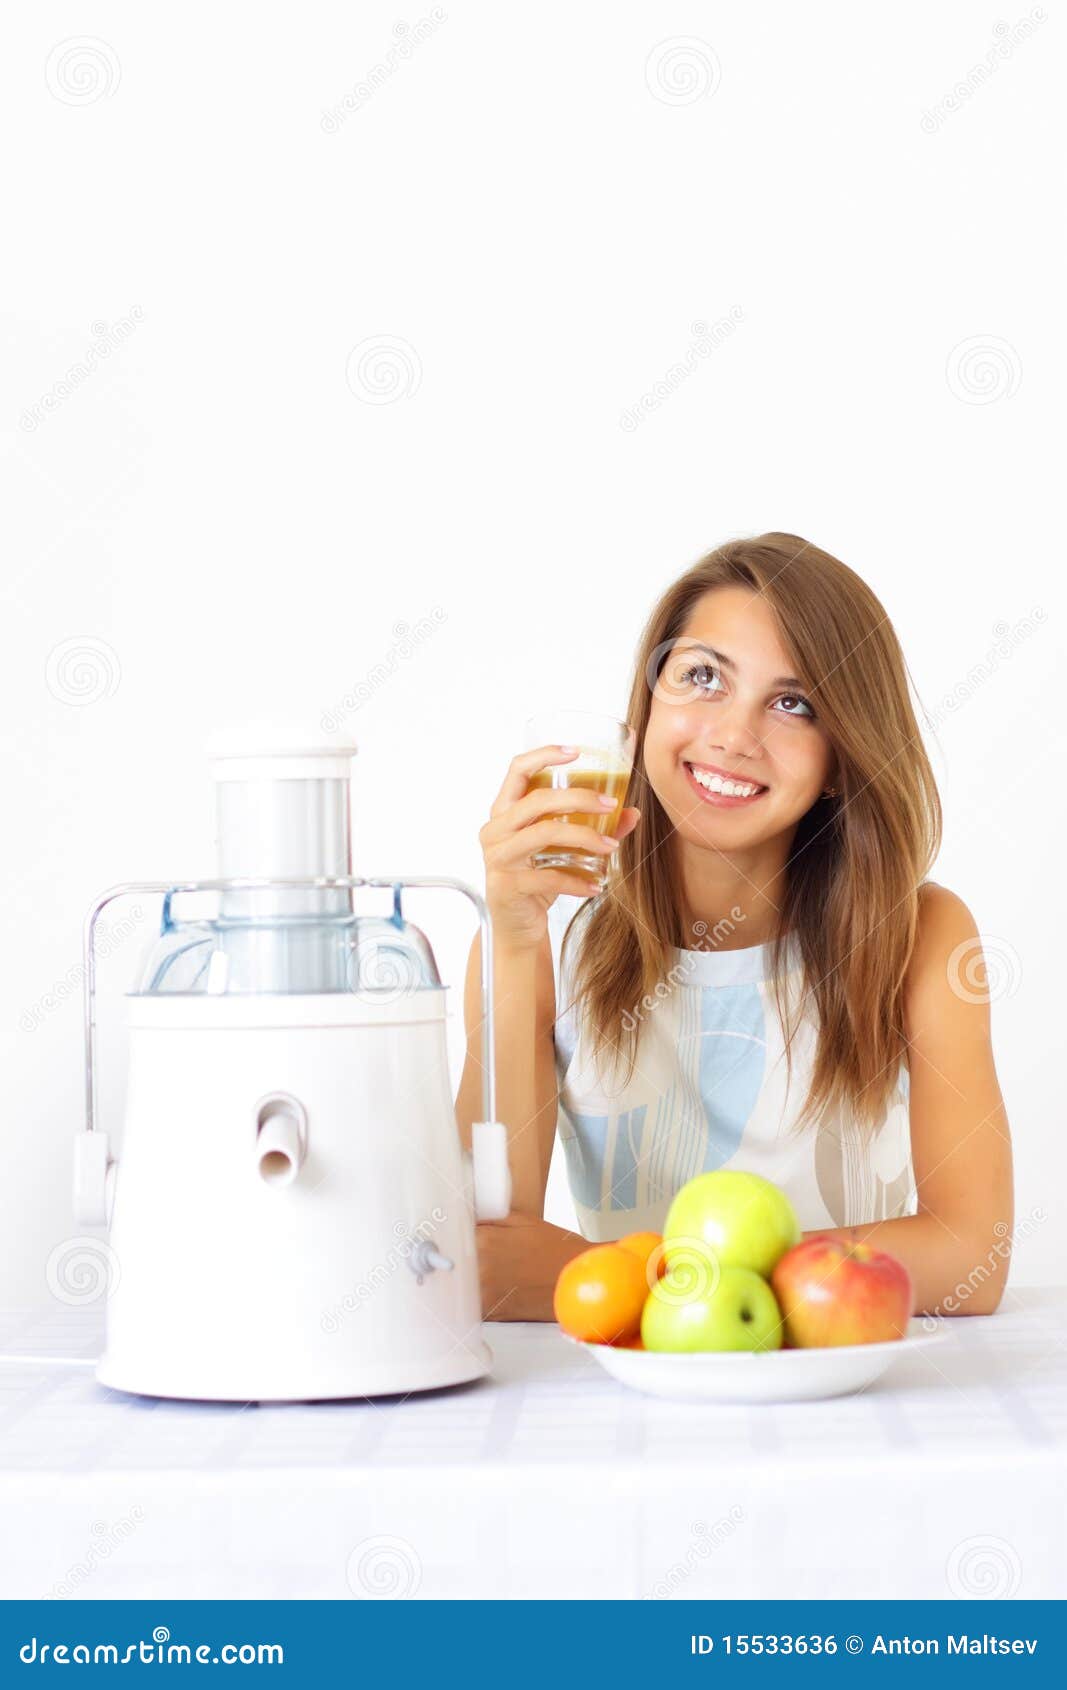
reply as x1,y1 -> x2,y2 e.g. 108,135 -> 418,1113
696,982 -> 767,1172
562,1112 -> 609,1210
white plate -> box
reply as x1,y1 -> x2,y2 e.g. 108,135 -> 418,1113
568,1320 -> 947,1404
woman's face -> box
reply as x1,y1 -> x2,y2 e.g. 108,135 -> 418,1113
642,585 -> 838,847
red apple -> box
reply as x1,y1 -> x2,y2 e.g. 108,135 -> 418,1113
770,1235 -> 912,1348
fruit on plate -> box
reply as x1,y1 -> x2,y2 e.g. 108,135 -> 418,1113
553,1243 -> 648,1344
641,1264 -> 783,1354
616,1230 -> 667,1280
770,1235 -> 912,1347
663,1170 -> 800,1278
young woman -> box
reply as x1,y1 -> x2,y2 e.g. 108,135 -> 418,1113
456,533 -> 1013,1321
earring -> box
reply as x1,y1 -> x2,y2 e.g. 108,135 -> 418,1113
822,786 -> 838,799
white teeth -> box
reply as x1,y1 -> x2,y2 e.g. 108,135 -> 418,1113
688,765 -> 763,798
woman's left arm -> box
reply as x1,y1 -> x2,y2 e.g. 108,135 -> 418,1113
802,883 -> 1014,1316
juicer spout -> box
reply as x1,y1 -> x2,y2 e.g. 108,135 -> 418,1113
255,1096 -> 307,1187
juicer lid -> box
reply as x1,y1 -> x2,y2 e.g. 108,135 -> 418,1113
207,717 -> 358,782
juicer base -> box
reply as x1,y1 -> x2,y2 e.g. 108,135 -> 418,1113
95,1339 -> 494,1404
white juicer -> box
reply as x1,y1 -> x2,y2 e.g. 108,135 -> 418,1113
73,729 -> 511,1401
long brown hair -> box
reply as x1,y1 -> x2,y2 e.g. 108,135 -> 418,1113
562,532 -> 942,1135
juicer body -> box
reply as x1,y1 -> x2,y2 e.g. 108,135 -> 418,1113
78,730 -> 510,1403
98,990 -> 491,1401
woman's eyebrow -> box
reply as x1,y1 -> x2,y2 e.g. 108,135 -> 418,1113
676,639 -> 807,691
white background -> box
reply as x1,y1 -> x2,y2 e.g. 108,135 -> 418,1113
1,1 -> 1062,1305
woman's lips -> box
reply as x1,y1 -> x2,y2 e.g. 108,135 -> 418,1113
682,761 -> 768,809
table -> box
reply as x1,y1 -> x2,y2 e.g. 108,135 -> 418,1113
0,1288 -> 1063,1600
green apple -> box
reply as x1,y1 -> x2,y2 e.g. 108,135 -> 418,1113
641,1265 -> 783,1353
663,1170 -> 800,1278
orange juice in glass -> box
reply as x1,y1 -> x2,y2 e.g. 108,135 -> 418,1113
524,711 -> 636,892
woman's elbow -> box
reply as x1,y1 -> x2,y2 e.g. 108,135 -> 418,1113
933,1225 -> 1012,1317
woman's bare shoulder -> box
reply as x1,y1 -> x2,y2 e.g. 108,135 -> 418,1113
914,880 -> 980,946
905,880 -> 986,1030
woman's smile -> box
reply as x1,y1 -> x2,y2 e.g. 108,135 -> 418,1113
682,758 -> 769,808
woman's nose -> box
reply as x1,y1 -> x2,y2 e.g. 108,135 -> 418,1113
708,699 -> 765,760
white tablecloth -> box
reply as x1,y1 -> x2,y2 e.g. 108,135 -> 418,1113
1,1288 -> 1063,1600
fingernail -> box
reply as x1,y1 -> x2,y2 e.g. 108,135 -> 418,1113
598,795 -> 615,807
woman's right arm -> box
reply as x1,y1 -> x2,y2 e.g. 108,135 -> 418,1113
454,743 -> 613,1213
454,745 -> 640,1318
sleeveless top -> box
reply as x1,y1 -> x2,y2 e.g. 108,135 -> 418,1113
547,895 -> 916,1242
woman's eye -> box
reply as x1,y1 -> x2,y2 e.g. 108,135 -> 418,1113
776,694 -> 815,719
680,662 -> 723,694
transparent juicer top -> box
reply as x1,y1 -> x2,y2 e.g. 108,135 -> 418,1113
138,736 -> 436,996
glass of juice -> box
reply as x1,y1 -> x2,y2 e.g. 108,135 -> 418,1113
524,711 -> 636,892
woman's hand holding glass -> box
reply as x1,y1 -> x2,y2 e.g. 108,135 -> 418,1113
479,745 -> 641,951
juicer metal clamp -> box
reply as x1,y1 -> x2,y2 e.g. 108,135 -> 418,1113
74,875 -> 513,1227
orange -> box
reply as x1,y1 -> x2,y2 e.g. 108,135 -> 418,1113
616,1333 -> 645,1350
553,1244 -> 648,1344
617,1230 -> 667,1281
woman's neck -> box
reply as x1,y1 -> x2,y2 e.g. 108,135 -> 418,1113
675,836 -> 791,951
